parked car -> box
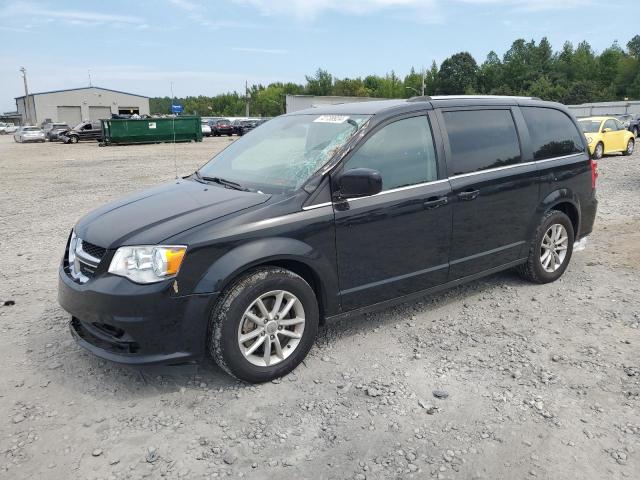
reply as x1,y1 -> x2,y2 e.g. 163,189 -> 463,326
211,119 -> 233,136
0,122 -> 19,134
233,119 -> 258,136
13,126 -> 45,143
613,113 -> 640,138
578,116 -> 635,159
59,121 -> 103,144
231,119 -> 244,135
43,122 -> 70,141
201,121 -> 212,137
59,96 -> 597,383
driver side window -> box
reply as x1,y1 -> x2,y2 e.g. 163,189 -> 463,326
603,120 -> 616,131
343,116 -> 438,191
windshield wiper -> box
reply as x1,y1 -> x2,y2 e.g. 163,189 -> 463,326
195,171 -> 252,192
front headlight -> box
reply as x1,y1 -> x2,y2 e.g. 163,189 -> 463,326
108,245 -> 187,284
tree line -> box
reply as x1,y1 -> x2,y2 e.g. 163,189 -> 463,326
150,35 -> 640,117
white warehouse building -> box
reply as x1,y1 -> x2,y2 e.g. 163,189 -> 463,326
15,86 -> 150,126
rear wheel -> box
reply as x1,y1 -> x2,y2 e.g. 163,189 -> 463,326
632,127 -> 638,138
623,138 -> 634,156
518,210 -> 574,284
209,267 -> 319,383
593,142 -> 603,159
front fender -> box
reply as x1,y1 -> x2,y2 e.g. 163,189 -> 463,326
193,237 -> 339,316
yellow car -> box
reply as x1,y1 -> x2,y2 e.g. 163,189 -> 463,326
578,116 -> 635,159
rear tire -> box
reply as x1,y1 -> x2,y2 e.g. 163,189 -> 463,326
623,138 -> 634,156
632,127 -> 638,138
518,210 -> 574,284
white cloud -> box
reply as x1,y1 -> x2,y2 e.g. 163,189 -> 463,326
167,0 -> 199,11
167,0 -> 265,29
232,47 -> 288,54
233,0 -> 588,22
234,0 -> 439,21
0,2 -> 143,25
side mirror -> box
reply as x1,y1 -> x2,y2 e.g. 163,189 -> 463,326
602,128 -> 612,133
337,168 -> 382,199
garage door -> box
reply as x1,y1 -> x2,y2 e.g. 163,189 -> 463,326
57,106 -> 82,127
88,106 -> 112,121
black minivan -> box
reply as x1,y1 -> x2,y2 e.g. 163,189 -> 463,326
59,96 -> 598,382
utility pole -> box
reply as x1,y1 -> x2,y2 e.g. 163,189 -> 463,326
245,80 -> 250,117
20,67 -> 32,125
88,69 -> 92,87
421,67 -> 425,96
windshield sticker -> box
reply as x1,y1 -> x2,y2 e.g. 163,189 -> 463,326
314,115 -> 349,124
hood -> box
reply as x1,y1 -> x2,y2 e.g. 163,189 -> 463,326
74,179 -> 271,248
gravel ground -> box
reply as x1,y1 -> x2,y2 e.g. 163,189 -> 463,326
0,134 -> 638,480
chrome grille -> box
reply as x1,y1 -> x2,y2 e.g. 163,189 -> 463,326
81,241 -> 106,260
68,233 -> 105,283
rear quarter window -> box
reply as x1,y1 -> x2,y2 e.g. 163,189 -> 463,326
442,109 -> 522,176
521,107 -> 585,160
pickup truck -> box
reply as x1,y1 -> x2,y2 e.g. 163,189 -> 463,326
0,122 -> 19,134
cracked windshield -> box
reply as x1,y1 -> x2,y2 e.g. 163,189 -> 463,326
197,114 -> 370,193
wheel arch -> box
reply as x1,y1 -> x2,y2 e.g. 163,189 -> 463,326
194,237 -> 338,321
525,190 -> 581,250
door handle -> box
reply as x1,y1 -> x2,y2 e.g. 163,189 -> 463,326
458,189 -> 480,201
423,196 -> 448,209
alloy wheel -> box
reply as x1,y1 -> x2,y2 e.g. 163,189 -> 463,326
627,140 -> 634,155
237,290 -> 306,367
540,224 -> 569,273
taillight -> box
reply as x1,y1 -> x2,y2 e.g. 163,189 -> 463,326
590,159 -> 598,189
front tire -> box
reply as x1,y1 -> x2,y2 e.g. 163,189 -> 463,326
209,267 -> 319,383
623,138 -> 634,156
518,210 -> 574,284
592,142 -> 603,160
68,135 -> 79,144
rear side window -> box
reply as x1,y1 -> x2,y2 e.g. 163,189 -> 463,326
442,109 -> 521,176
521,107 -> 585,160
344,115 -> 438,191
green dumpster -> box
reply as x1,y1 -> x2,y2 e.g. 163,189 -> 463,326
100,117 -> 203,145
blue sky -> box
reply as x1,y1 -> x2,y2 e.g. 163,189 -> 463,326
0,0 -> 636,112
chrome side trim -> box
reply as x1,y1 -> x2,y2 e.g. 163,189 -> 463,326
449,161 -> 535,180
347,179 -> 450,204
449,152 -> 585,180
534,152 -> 585,165
302,202 -> 333,211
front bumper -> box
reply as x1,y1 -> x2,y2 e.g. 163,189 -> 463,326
58,265 -> 217,365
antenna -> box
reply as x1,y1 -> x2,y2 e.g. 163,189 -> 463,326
170,81 -> 178,180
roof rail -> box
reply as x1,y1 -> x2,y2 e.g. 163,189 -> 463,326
408,94 -> 541,102
407,96 -> 432,102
